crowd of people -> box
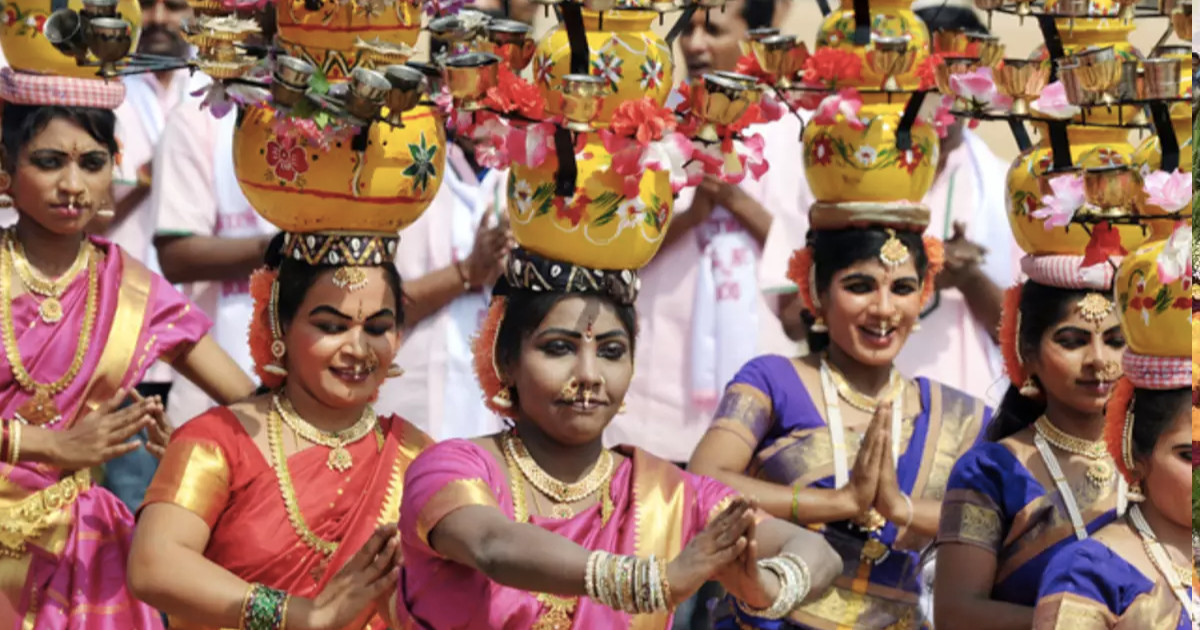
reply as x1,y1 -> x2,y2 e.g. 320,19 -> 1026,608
0,0 -> 1193,628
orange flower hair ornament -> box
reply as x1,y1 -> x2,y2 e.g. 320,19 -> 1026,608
472,297 -> 517,418
998,284 -> 1027,388
248,268 -> 285,390
1102,377 -> 1137,483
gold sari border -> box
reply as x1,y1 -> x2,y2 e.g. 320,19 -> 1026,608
0,469 -> 91,558
415,478 -> 495,547
142,441 -> 230,528
631,449 -> 687,630
375,420 -> 433,527
1032,591 -> 1117,629
937,494 -> 1003,554
791,580 -> 921,629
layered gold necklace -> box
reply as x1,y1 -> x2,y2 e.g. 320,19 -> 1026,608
273,393 -> 377,472
7,234 -> 90,325
1033,416 -> 1114,487
265,405 -> 339,561
0,230 -> 99,426
823,357 -> 903,413
501,431 -> 614,520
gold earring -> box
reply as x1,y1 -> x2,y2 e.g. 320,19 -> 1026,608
618,401 -> 627,414
912,321 -> 922,332
1019,376 -> 1040,397
264,339 -> 288,377
1127,481 -> 1145,503
386,364 -> 404,379
263,279 -> 288,377
491,388 -> 513,409
811,316 -> 828,333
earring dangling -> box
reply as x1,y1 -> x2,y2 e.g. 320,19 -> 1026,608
1019,376 -> 1040,397
1126,481 -> 1145,503
618,401 -> 627,415
811,316 -> 828,333
386,364 -> 404,379
264,339 -> 288,376
491,388 -> 513,409
912,321 -> 922,332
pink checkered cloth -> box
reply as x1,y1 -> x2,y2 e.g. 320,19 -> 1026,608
0,67 -> 125,109
1123,351 -> 1190,389
1021,254 -> 1119,290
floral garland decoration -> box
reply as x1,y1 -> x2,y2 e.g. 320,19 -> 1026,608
1102,377 -> 1136,482
997,284 -> 1026,388
248,268 -> 284,390
472,297 -> 516,418
600,97 -> 695,198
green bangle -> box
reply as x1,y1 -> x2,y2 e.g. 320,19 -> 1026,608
242,583 -> 288,630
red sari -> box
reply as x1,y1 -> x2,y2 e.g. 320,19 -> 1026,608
142,407 -> 433,630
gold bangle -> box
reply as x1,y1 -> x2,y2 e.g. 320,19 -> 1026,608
280,594 -> 291,630
658,556 -> 673,610
238,583 -> 255,630
8,421 -> 21,465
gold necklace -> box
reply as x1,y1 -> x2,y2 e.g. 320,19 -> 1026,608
7,234 -> 90,325
0,232 -> 99,426
273,393 -> 377,472
501,431 -> 614,519
1033,416 -> 1114,487
266,406 -> 339,557
823,356 -> 903,413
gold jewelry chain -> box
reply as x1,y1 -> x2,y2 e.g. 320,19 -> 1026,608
502,432 -> 614,505
8,235 -> 90,298
274,393 -> 377,472
823,356 -> 902,413
0,232 -> 98,396
1033,417 -> 1109,459
265,406 -> 340,556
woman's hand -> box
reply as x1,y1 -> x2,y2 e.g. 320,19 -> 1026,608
131,390 -> 173,459
836,403 -> 886,518
299,525 -> 401,630
51,389 -> 156,470
713,515 -> 778,610
870,403 -> 907,524
665,498 -> 754,607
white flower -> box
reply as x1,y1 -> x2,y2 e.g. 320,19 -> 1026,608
855,146 -> 877,167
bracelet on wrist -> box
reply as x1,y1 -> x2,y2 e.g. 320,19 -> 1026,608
453,261 -> 473,292
734,554 -> 811,621
789,484 -> 802,524
900,494 -> 914,531
585,550 -> 672,614
6,420 -> 22,466
240,583 -> 289,630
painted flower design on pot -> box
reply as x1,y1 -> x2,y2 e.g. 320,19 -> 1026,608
854,145 -> 878,167
896,144 -> 925,175
809,135 -> 835,166
404,134 -> 439,194
265,134 -> 309,183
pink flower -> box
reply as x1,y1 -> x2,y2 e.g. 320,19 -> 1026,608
757,93 -> 785,123
1143,169 -> 1191,212
1031,81 -> 1080,120
917,94 -> 956,139
1156,222 -> 1190,284
739,133 -> 769,181
641,133 -> 695,194
1033,172 -> 1085,228
949,67 -> 1012,110
812,88 -> 865,130
603,131 -> 695,199
506,122 -> 555,169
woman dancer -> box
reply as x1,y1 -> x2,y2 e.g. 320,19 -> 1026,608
393,247 -> 844,629
0,72 -> 255,626
129,232 -> 433,629
690,220 -> 992,629
1032,236 -> 1193,628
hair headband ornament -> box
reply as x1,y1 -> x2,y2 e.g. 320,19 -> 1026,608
785,235 -> 945,317
497,248 -> 641,306
0,68 -> 126,109
1020,255 -> 1119,290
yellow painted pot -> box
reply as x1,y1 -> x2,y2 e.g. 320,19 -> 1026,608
0,0 -> 141,77
233,104 -> 445,233
1005,125 -> 1147,255
1115,238 -> 1191,358
814,0 -> 929,93
507,133 -> 672,270
276,0 -> 420,80
801,101 -> 939,206
532,9 -> 673,127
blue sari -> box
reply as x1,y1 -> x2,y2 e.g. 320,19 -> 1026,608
1033,537 -> 1191,629
710,355 -> 992,629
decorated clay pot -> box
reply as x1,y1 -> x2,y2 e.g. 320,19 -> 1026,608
1005,125 -> 1148,255
814,0 -> 929,93
276,0 -> 420,80
1115,238 -> 1191,358
801,101 -> 939,207
1131,54 -> 1193,175
233,104 -> 445,233
507,133 -> 672,270
532,9 -> 673,127
0,0 -> 141,78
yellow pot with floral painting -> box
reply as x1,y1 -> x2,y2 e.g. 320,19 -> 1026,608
801,101 -> 939,207
507,133 -> 672,270
532,9 -> 673,127
1005,125 -> 1148,255
1115,238 -> 1191,358
0,0 -> 141,78
276,0 -> 420,80
814,0 -> 929,93
233,104 -> 445,233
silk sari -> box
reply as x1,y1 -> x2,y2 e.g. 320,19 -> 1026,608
937,441 -> 1121,607
395,438 -> 737,629
1033,537 -> 1191,629
0,238 -> 211,630
709,355 -> 992,629
141,406 -> 432,630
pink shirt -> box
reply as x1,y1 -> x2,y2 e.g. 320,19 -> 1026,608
605,115 -> 805,463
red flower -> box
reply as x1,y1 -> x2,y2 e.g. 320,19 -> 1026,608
33,14 -> 46,31
896,144 -> 924,174
916,54 -> 944,92
484,64 -> 546,120
1172,296 -> 1190,309
1081,222 -> 1128,267
554,194 -> 590,227
809,136 -> 834,166
802,48 -> 862,88
734,54 -> 775,83
2,9 -> 15,25
265,135 -> 308,182
610,97 -> 675,145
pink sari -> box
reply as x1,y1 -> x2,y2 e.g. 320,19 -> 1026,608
0,237 -> 211,630
396,439 -> 737,630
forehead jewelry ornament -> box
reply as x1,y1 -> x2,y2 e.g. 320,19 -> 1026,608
332,266 -> 369,292
878,229 -> 911,268
1076,293 -> 1113,329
